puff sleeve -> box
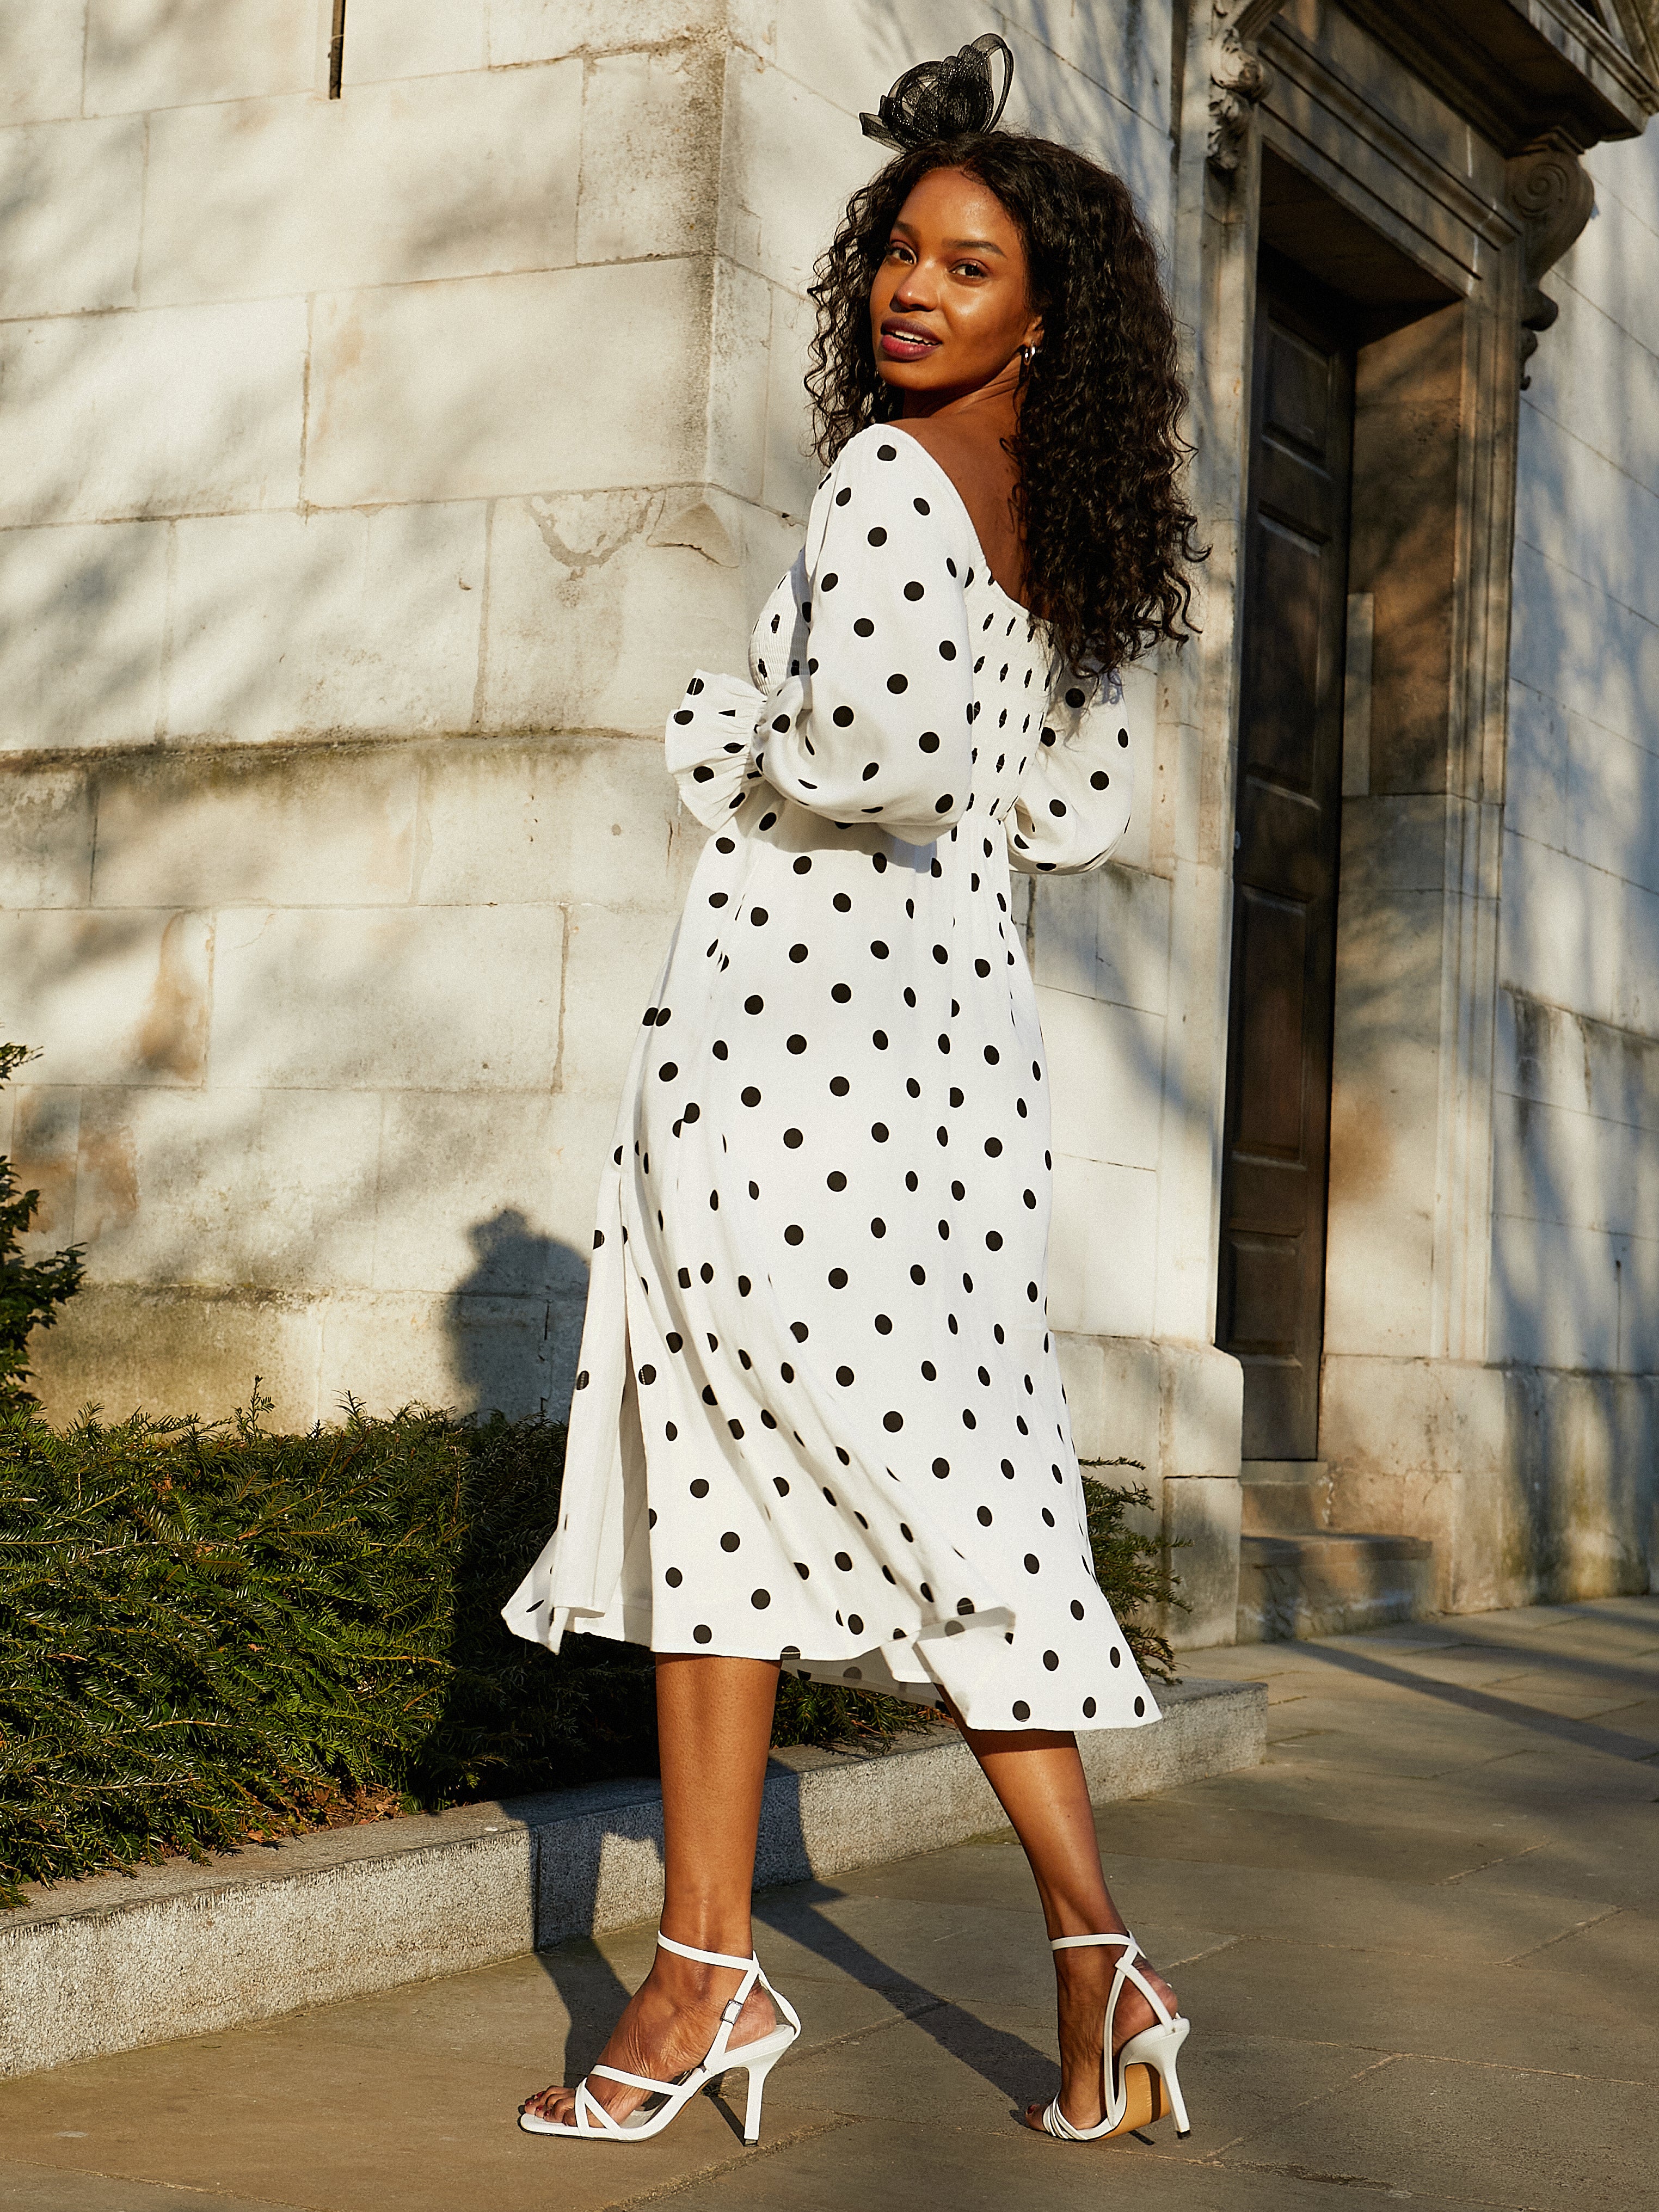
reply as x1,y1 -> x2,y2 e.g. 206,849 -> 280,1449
1006,671 -> 1135,875
665,429 -> 982,847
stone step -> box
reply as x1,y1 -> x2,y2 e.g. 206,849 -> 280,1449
1237,1530 -> 1435,1643
1240,1480 -> 1329,1535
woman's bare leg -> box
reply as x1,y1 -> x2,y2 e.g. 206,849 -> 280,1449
950,1710 -> 1179,2133
523,1654 -> 781,2128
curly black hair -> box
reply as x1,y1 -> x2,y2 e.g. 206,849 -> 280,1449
806,132 -> 1205,680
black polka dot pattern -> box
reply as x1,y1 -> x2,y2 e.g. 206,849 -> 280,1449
503,426 -> 1155,1738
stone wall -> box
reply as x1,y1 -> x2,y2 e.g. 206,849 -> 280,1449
1487,127 -> 1659,1599
0,1 -> 1221,1521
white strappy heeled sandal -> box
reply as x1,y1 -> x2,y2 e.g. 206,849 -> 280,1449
518,1928 -> 801,2145
1036,1931 -> 1192,2143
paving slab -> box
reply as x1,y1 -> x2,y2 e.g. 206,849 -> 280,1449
1,1596 -> 1654,2212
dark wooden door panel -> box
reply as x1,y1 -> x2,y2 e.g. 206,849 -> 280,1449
1234,890 -> 1307,1160
1218,272 -> 1356,1463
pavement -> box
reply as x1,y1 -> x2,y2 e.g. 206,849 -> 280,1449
2,1594 -> 1655,2212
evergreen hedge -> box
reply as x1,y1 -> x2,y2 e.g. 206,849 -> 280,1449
0,1394 -> 1179,1907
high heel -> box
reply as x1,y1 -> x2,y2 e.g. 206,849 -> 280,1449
518,1929 -> 801,2144
1037,1931 -> 1192,2143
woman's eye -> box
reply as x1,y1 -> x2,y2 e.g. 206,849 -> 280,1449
954,261 -> 987,281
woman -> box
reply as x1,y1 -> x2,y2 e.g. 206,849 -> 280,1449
506,34 -> 1205,2150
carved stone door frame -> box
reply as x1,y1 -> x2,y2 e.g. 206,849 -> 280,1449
1159,3 -> 1656,1524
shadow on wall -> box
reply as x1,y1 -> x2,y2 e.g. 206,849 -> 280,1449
446,1208 -> 590,1422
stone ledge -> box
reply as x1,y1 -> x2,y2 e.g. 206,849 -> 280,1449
0,1676 -> 1263,2080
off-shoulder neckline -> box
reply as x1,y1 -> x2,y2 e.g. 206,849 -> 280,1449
868,423 -> 1034,620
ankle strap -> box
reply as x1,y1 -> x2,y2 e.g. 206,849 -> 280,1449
657,1928 -> 757,1973
1050,1932 -> 1136,1955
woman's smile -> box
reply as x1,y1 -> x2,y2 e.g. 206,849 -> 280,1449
878,318 -> 942,360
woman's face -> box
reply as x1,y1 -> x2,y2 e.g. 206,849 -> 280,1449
868,165 -> 1041,403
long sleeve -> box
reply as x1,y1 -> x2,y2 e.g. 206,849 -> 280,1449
664,429 -> 982,847
1006,671 -> 1134,876
757,429 -> 980,845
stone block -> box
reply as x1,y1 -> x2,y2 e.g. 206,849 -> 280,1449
1572,1006 -> 1659,1137
142,64 -> 579,309
1096,857 -> 1171,1014
0,910 -> 211,1090
1235,1530 -> 1434,1643
1053,1328 -> 1160,1478
0,521 -> 169,752
763,281 -> 821,523
84,0 -> 318,114
0,768 -> 94,908
208,907 -> 570,1097
1164,1473 -> 1243,1649
1521,282 -> 1659,511
709,255 -> 775,506
1502,825 -> 1659,1041
370,1091 -> 580,1298
1047,1155 -> 1156,1337
209,904 -> 564,1093
0,117 -> 143,321
67,1086 -> 383,1296
1499,1366 -> 1659,1602
1338,791 -> 1453,893
487,0 -> 722,67
27,1282 -> 326,1430
5,1086 -> 79,1251
311,1284 -> 587,1420
1038,988 -> 1163,1170
162,505 -> 484,741
1504,681 -> 1568,847
1492,1090 -> 1656,1241
412,736 -> 690,913
480,488 -> 761,738
1319,1353 -> 1507,1484
1566,712 -> 1659,898
1325,885 -> 1443,1359
578,45 -> 721,266
90,746 -> 423,912
1159,1338 -> 1244,1483
1565,162 -> 1659,360
342,0 -> 487,82
1031,873 -> 1098,998
0,0 -> 85,126
304,261 -> 709,508
558,903 -> 679,1102
718,49 -> 883,293
1491,1213 -> 1632,1371
0,300 -> 306,528
70,1085 -> 253,1284
1510,536 -> 1659,744
445,1286 -> 589,1417
1495,987 -> 1583,1112
998,17 -> 1170,221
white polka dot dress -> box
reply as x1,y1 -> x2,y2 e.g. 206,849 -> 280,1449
504,426 -> 1159,1734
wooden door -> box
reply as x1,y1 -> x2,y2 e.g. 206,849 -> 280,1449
1217,268 -> 1355,1461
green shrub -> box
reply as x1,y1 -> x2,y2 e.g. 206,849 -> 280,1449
0,1044 -> 85,1412
0,1397 -> 1179,1906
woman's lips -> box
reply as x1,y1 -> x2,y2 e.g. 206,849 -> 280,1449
880,323 -> 941,361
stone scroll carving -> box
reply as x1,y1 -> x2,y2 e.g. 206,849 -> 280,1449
1505,135 -> 1597,387
1206,1 -> 1291,176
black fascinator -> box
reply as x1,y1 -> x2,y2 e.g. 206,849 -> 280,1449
859,32 -> 1013,151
